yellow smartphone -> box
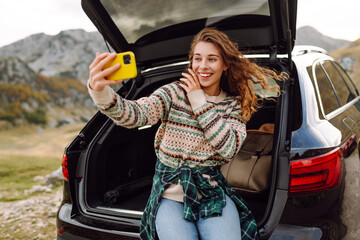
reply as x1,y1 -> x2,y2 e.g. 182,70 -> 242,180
104,51 -> 137,81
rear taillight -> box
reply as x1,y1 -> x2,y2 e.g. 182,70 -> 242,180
289,148 -> 343,195
57,228 -> 64,235
62,153 -> 69,181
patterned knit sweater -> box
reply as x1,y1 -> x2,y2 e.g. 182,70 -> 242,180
88,82 -> 247,169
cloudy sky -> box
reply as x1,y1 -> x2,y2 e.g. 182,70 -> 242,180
0,0 -> 359,48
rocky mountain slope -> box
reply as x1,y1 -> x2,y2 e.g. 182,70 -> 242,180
0,56 -> 94,127
0,29 -> 111,128
296,26 -> 350,52
0,29 -> 108,83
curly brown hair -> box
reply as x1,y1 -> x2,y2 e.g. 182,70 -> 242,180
188,28 -> 287,122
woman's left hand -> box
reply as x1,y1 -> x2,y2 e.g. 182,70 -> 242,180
179,68 -> 201,93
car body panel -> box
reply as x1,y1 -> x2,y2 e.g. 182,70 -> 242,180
291,55 -> 342,157
280,50 -> 360,239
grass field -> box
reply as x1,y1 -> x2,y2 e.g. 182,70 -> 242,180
0,123 -> 85,239
0,123 -> 84,201
0,154 -> 61,202
0,123 -> 84,158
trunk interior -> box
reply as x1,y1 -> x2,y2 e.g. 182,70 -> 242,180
84,61 -> 283,225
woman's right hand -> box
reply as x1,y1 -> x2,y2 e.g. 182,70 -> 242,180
88,52 -> 123,92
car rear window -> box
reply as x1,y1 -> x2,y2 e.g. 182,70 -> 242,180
100,0 -> 270,43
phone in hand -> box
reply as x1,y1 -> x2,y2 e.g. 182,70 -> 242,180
104,51 -> 137,81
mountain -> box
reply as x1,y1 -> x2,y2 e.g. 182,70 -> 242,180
296,26 -> 350,52
0,56 -> 38,88
331,38 -> 360,58
0,29 -> 108,128
0,56 -> 95,128
0,29 -> 109,83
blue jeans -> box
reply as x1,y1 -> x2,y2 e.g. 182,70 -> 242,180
155,195 -> 242,240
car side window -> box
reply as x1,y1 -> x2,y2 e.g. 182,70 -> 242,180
314,63 -> 340,115
332,61 -> 359,97
321,60 -> 357,105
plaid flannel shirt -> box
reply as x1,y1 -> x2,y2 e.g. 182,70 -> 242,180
140,160 -> 259,240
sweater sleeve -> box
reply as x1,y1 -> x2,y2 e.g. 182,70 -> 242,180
88,82 -> 172,128
188,91 -> 246,160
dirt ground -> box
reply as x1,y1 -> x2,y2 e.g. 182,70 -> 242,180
0,189 -> 62,240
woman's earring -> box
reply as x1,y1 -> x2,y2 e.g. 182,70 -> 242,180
224,69 -> 228,76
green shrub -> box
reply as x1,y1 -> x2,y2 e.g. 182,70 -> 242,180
25,108 -> 47,125
0,102 -> 22,125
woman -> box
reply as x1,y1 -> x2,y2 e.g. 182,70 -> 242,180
88,28 -> 284,240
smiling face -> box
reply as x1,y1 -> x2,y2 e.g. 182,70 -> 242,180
191,41 -> 227,96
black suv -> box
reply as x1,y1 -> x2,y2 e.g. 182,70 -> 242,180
57,0 -> 360,239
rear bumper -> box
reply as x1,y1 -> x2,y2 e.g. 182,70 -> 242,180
57,204 -> 322,240
57,203 -> 139,240
57,231 -> 88,240
269,224 -> 322,240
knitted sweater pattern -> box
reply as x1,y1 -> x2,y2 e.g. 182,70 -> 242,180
90,82 -> 247,168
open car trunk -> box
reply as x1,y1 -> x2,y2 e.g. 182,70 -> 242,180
81,59 -> 286,228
